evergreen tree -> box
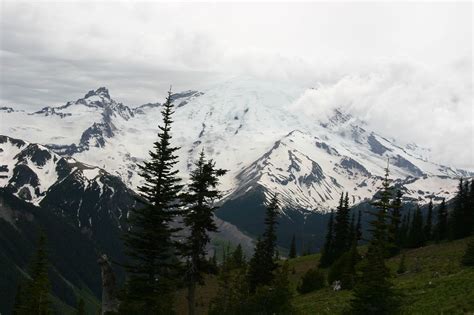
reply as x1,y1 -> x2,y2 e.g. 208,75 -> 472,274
467,180 -> 474,235
208,250 -> 218,274
461,237 -> 474,266
319,210 -> 334,268
263,194 -> 279,260
208,264 -> 249,315
246,261 -> 295,314
181,150 -> 226,315
328,241 -> 360,290
351,164 -> 399,314
297,268 -> 325,294
424,199 -> 433,242
77,298 -> 85,315
17,232 -> 52,315
408,206 -> 425,248
399,210 -> 411,248
355,210 -> 362,242
13,282 -> 25,315
231,244 -> 246,269
387,190 -> 403,257
349,212 -> 356,240
436,199 -> 448,242
121,90 -> 183,313
450,178 -> 466,240
289,234 -> 297,259
332,193 -> 351,262
247,194 -> 279,293
396,254 -> 407,274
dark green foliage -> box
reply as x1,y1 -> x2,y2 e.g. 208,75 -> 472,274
208,267 -> 248,315
408,206 -> 425,248
332,193 -> 351,262
0,191 -> 103,315
328,243 -> 360,290
350,249 -> 399,315
15,232 -> 52,315
461,238 -> 474,266
450,178 -> 473,240
211,262 -> 295,315
247,194 -> 279,293
181,151 -> 226,315
13,283 -> 25,315
424,199 -> 433,242
121,90 -> 182,313
355,210 -> 362,242
387,190 -> 403,257
349,212 -> 356,246
319,210 -> 335,268
399,210 -> 411,247
436,199 -> 448,242
246,261 -> 295,314
289,234 -> 297,259
297,268 -> 325,294
351,165 -> 399,314
76,298 -> 85,315
397,253 -> 407,274
230,244 -> 246,269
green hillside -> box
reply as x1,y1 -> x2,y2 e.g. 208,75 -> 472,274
177,236 -> 474,315
291,236 -> 474,314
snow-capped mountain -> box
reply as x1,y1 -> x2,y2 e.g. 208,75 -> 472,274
0,135 -> 136,230
0,134 -> 255,252
1,77 -> 470,214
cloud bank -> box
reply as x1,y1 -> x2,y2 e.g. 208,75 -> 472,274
0,1 -> 472,169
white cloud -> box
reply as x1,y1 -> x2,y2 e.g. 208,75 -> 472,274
290,61 -> 473,169
0,1 -> 472,169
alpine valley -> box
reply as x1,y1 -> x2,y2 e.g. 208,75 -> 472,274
0,77 -> 471,313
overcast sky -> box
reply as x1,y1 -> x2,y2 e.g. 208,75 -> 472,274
0,1 -> 472,169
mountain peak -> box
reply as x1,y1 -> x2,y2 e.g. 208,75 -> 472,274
84,87 -> 110,100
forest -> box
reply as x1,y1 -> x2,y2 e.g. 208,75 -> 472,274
12,91 -> 474,315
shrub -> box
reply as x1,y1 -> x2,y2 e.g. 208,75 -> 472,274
297,268 -> 325,294
461,238 -> 474,266
397,254 -> 407,274
328,249 -> 359,290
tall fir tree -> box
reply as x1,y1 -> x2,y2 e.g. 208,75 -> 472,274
247,194 -> 279,292
181,150 -> 226,315
387,190 -> 403,257
15,232 -> 52,315
399,210 -> 411,248
467,180 -> 474,235
450,178 -> 466,240
332,192 -> 351,262
349,212 -> 356,240
424,199 -> 433,242
319,210 -> 335,268
13,283 -> 25,315
231,244 -> 246,269
351,164 -> 399,314
435,198 -> 448,242
461,237 -> 474,266
121,90 -> 183,313
408,206 -> 425,248
355,210 -> 362,243
289,234 -> 297,259
76,298 -> 85,315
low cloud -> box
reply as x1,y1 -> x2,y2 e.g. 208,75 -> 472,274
0,2 -> 472,169
290,61 -> 473,170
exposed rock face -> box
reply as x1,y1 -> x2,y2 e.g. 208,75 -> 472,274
98,254 -> 119,315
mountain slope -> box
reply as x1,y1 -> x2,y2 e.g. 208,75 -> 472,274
1,78 -> 468,214
0,190 -> 102,314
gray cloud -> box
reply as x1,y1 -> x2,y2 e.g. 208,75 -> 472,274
0,1 -> 472,169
